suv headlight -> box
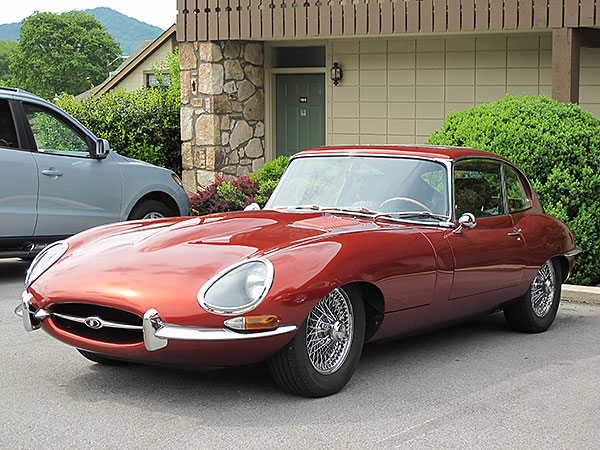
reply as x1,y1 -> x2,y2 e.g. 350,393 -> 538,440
25,241 -> 69,288
197,259 -> 274,315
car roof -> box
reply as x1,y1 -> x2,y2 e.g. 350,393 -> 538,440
0,86 -> 46,102
293,145 -> 509,162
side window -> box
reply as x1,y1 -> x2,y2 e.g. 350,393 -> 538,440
454,159 -> 505,218
23,103 -> 91,158
504,165 -> 532,212
0,99 -> 19,149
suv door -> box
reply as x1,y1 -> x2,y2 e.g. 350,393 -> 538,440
0,98 -> 38,238
20,102 -> 123,236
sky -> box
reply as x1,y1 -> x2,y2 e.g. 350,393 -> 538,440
0,1 -> 177,30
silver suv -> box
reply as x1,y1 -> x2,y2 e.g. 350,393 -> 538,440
0,87 -> 189,258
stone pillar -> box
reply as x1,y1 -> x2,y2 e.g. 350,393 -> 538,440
179,41 -> 265,193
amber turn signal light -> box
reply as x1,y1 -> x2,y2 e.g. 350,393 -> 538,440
224,315 -> 281,331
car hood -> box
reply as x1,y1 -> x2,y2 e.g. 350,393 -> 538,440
31,211 -> 381,323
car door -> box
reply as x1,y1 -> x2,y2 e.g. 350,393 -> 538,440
0,98 -> 38,238
446,158 -> 525,309
20,101 -> 123,237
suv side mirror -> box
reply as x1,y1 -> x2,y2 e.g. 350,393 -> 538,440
453,212 -> 477,234
94,139 -> 110,159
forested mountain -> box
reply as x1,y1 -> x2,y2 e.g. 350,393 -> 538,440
0,7 -> 165,55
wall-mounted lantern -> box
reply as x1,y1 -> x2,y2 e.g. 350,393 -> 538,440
330,62 -> 343,86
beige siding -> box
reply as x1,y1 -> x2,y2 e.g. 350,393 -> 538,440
579,48 -> 600,118
327,33 -> 569,146
111,41 -> 175,92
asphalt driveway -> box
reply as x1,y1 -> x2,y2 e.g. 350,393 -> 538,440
1,258 -> 599,449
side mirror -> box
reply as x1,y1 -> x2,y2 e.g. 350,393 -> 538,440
453,212 -> 477,234
244,202 -> 260,211
94,139 -> 110,159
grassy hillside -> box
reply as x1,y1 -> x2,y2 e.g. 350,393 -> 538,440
0,7 -> 165,55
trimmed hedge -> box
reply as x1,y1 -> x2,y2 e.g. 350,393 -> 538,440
428,94 -> 600,286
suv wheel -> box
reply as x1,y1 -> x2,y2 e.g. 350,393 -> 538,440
128,200 -> 173,220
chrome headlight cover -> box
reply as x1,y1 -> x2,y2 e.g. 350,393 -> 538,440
197,259 -> 274,316
25,241 -> 69,288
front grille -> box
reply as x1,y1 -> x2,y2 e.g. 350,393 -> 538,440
51,303 -> 143,344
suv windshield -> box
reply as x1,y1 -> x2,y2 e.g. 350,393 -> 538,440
266,156 -> 449,217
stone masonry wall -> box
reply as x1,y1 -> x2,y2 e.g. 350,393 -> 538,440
179,41 -> 265,192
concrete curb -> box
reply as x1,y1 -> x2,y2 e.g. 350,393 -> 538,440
561,284 -> 600,305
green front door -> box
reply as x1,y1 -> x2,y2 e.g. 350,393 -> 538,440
275,74 -> 325,158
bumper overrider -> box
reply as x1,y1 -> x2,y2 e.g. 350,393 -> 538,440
16,291 -> 297,352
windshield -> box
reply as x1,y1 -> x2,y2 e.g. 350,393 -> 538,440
266,156 -> 449,217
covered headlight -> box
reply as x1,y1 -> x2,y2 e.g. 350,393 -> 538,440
25,241 -> 69,288
198,259 -> 274,315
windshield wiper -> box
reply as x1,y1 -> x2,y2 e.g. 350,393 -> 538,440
321,206 -> 378,215
276,204 -> 321,211
375,211 -> 453,225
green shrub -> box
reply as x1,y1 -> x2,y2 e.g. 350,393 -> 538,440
54,51 -> 181,174
190,156 -> 290,216
428,94 -> 600,286
250,156 -> 290,207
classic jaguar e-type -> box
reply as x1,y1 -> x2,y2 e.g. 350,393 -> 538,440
16,145 -> 580,397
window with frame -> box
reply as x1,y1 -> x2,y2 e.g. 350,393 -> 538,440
504,165 -> 532,212
145,72 -> 171,88
23,103 -> 91,158
454,159 -> 505,218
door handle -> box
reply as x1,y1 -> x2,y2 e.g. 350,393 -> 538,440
41,169 -> 63,177
508,228 -> 522,236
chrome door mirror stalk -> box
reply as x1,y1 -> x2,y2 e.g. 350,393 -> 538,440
244,202 -> 260,211
453,213 -> 477,234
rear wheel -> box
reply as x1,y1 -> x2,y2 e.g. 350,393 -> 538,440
77,349 -> 127,365
504,259 -> 562,333
128,199 -> 173,220
268,285 -> 365,397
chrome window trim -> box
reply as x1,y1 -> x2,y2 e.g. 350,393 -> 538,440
451,157 -> 512,221
197,258 -> 275,316
501,163 -> 534,214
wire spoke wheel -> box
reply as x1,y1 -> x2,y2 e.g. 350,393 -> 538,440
305,288 -> 354,375
504,258 -> 562,333
530,260 -> 556,318
268,285 -> 365,397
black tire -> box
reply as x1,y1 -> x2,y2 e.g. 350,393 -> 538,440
128,199 -> 174,220
77,349 -> 127,365
268,285 -> 366,397
504,259 -> 562,333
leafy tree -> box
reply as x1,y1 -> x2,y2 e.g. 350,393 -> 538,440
0,40 -> 17,82
10,11 -> 121,99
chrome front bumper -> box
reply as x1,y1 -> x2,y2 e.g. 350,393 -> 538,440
16,292 -> 297,352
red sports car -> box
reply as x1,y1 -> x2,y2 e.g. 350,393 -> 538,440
17,146 -> 581,397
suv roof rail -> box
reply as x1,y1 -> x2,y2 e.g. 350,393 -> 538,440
0,87 -> 18,92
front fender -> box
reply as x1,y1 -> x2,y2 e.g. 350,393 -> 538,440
259,229 -> 438,327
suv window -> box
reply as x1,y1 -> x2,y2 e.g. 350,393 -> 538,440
504,165 -> 532,212
454,159 -> 504,218
23,103 -> 91,158
0,99 -> 19,149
